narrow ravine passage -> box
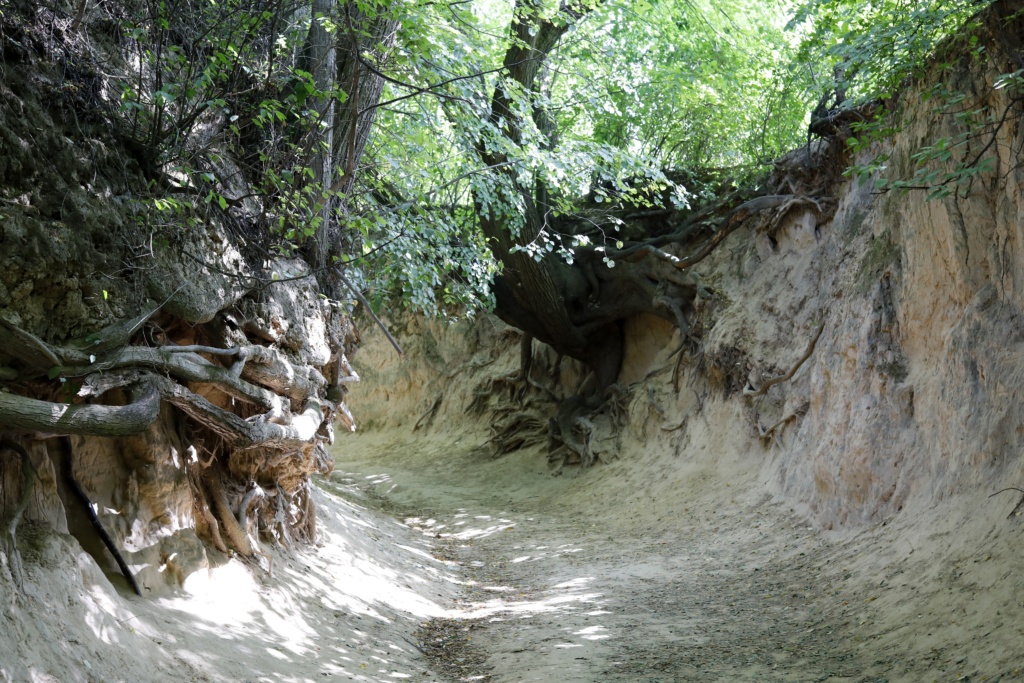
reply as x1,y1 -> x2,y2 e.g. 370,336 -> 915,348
332,429 -> 1024,683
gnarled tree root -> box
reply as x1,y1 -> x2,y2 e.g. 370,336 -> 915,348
0,311 -> 350,569
202,463 -> 254,557
0,383 -> 160,436
236,484 -> 265,535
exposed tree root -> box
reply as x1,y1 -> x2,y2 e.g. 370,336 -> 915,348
744,320 -> 827,397
414,393 -> 444,432
198,496 -> 229,554
491,412 -> 548,456
472,339 -> 632,469
61,346 -> 290,411
202,462 -> 254,557
758,402 -> 811,446
0,296 -> 357,584
236,483 -> 265,535
61,439 -> 142,596
0,317 -> 61,368
0,382 -> 161,436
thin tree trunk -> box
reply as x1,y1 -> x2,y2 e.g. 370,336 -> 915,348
332,5 -> 398,197
301,1 -> 397,288
301,0 -> 336,276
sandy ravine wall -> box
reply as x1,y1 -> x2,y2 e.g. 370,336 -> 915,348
349,3 -> 1024,531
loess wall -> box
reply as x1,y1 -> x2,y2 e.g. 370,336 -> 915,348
348,2 -> 1024,530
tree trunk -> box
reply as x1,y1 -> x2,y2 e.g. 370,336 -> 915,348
333,4 -> 398,198
303,0 -> 337,275
476,0 -> 595,362
300,1 -> 398,287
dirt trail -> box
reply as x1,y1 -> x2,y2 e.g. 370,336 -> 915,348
334,430 -> 1024,683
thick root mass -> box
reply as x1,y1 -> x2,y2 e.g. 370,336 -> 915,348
470,338 -> 626,469
0,297 -> 359,573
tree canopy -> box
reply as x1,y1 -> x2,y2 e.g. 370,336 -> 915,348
98,0 -> 993,461
15,0 -> 984,315
335,0 -> 989,315
0,0 -> 998,467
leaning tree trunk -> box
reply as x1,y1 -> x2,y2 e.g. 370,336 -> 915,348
470,0 -> 630,466
301,0 -> 398,289
476,0 -> 595,360
471,0 -> 821,466
301,0 -> 337,277
332,4 -> 398,198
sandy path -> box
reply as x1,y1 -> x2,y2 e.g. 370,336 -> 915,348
0,479 -> 460,683
9,421 -> 1018,683
444,509 -> 861,682
334,430 -> 1024,683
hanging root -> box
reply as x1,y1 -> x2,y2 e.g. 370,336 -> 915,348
202,463 -> 254,556
236,483 -> 265,536
200,500 -> 229,554
653,294 -> 691,357
186,457 -> 229,554
1,438 -> 36,590
292,481 -> 317,543
61,439 -> 142,596
273,486 -> 291,547
744,319 -> 826,397
758,402 -> 810,446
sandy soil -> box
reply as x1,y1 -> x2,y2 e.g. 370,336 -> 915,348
0,481 -> 460,683
3,408 -> 1022,683
333,426 -> 1024,683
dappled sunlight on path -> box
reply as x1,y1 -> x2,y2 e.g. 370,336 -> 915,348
332,442 -> 992,683
97,482 -> 466,683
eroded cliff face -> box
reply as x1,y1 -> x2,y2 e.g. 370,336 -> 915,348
0,1 -> 358,605
758,8 -> 1024,526
349,4 -> 1024,531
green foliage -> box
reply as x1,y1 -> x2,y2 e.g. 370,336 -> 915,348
845,65 -> 1017,201
559,0 -> 807,168
112,0 -> 400,266
96,0 -> 1009,317
350,0 -> 811,313
789,0 -> 988,103
792,0 -> 1004,198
